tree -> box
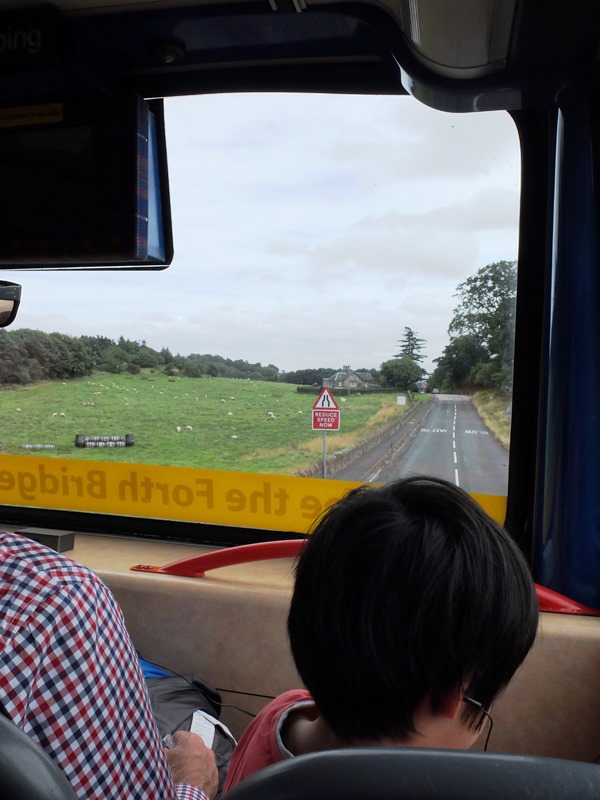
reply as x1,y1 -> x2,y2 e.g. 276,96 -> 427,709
433,260 -> 517,391
183,360 -> 206,378
0,331 -> 31,384
448,260 -> 516,364
429,335 -> 489,392
394,327 -> 426,363
280,368 -> 337,386
380,356 -> 424,391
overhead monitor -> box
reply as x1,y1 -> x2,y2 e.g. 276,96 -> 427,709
0,94 -> 173,269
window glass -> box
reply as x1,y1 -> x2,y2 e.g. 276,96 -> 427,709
0,93 -> 519,534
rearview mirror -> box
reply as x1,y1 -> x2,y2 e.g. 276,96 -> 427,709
0,280 -> 21,327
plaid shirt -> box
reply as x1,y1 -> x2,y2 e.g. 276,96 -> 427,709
0,533 -> 208,800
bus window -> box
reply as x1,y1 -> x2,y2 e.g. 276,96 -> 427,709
0,92 -> 519,540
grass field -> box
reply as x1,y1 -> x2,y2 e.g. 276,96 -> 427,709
0,373 -> 418,475
472,391 -> 511,449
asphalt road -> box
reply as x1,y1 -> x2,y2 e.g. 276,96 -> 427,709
334,395 -> 508,496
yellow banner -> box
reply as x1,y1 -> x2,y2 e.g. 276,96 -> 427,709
0,455 -> 506,533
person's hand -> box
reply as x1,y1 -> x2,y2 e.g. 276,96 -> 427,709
165,731 -> 219,800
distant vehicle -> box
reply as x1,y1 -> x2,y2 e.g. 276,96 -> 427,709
432,388 -> 440,394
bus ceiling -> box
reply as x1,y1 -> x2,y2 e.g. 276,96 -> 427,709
0,2 -> 598,111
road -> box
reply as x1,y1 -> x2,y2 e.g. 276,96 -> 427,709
334,395 -> 508,495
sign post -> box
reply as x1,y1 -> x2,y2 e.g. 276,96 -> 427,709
312,388 -> 340,478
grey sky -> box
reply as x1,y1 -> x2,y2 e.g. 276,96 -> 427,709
11,91 -> 520,375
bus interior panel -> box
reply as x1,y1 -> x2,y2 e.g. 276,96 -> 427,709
1,0 -> 600,789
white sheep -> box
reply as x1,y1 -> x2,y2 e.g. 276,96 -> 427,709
52,412 -> 58,417
59,412 -> 66,418
267,412 -> 277,420
15,408 -> 21,413
228,411 -> 233,416
231,435 -> 238,439
176,426 -> 182,433
186,425 -> 193,432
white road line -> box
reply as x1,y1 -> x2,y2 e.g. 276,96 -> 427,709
453,405 -> 460,485
368,469 -> 382,482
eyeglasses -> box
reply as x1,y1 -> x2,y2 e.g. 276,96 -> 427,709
463,695 -> 493,752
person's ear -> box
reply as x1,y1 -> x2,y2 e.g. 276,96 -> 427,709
439,687 -> 462,720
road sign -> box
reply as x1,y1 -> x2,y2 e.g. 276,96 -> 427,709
312,388 -> 340,430
312,388 -> 339,410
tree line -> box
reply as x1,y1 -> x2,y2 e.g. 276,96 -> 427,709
0,260 -> 514,392
379,261 -> 516,393
0,327 -> 381,387
0,331 -> 283,385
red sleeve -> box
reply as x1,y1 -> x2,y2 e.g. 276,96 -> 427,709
223,690 -> 312,793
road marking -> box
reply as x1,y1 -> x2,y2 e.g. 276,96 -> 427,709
368,469 -> 382,482
453,404 -> 460,486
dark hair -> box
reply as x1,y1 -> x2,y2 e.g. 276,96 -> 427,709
287,476 -> 538,742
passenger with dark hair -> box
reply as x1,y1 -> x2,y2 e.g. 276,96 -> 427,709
223,476 -> 539,792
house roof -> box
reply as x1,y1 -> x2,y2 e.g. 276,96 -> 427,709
327,370 -> 374,382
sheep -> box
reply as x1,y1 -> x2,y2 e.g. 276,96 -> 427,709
267,411 -> 277,420
15,408 -> 21,413
52,412 -> 58,417
231,435 -> 238,439
176,426 -> 182,433
297,410 -> 304,415
186,425 -> 193,432
59,412 -> 66,418
227,411 -> 233,416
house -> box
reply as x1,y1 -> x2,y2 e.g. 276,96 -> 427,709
323,369 -> 376,390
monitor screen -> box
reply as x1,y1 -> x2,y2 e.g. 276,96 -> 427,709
0,94 -> 173,269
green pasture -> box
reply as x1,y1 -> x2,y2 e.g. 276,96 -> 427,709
0,374 -> 417,474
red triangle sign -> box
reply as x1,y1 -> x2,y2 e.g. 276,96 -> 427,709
313,388 -> 339,410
